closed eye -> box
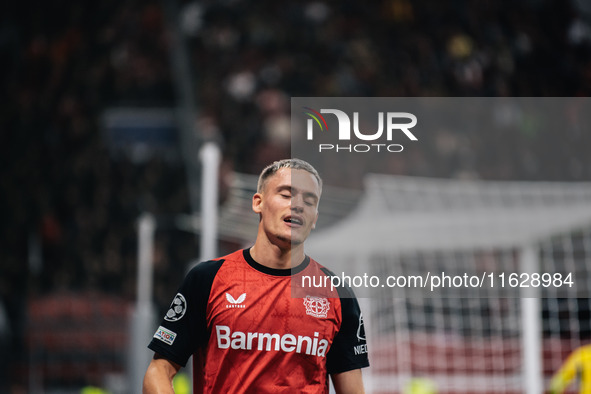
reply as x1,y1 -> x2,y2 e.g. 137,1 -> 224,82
304,195 -> 318,206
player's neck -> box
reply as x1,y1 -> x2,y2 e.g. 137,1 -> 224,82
250,239 -> 305,270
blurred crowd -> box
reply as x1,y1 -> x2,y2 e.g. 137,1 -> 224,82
183,0 -> 591,178
1,0 -> 591,390
0,1 -> 185,389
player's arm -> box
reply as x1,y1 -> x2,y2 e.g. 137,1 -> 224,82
548,349 -> 580,394
146,260 -> 224,393
331,368 -> 365,394
324,279 -> 369,394
143,353 -> 182,394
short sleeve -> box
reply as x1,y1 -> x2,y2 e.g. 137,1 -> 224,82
326,287 -> 370,374
147,259 -> 224,367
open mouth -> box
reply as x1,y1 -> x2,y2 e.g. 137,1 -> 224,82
284,216 -> 303,226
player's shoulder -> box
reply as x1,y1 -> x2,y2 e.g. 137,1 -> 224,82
307,256 -> 331,273
307,257 -> 357,299
308,257 -> 340,281
185,249 -> 245,281
219,249 -> 247,263
574,344 -> 591,358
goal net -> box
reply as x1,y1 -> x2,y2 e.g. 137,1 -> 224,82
306,174 -> 591,394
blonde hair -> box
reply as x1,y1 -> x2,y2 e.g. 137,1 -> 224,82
257,158 -> 322,194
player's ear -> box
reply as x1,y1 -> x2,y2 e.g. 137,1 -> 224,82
312,212 -> 318,229
252,192 -> 263,214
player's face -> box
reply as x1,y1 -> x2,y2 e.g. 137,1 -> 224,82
253,168 -> 320,248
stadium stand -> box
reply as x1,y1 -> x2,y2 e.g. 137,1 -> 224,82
1,0 -> 591,391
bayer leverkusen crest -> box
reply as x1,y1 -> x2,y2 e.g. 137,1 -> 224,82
303,296 -> 330,318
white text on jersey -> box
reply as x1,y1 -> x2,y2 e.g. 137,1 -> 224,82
215,325 -> 330,357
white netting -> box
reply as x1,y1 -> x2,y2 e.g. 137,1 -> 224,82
307,174 -> 591,393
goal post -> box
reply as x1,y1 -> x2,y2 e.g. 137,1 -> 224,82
128,143 -> 221,393
520,245 -> 542,394
128,213 -> 157,394
128,171 -> 591,393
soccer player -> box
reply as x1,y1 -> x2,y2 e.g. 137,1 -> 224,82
549,344 -> 591,393
143,158 -> 369,393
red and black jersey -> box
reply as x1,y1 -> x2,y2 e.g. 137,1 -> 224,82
148,249 -> 369,393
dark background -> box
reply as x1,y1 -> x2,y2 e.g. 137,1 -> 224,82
1,0 -> 591,391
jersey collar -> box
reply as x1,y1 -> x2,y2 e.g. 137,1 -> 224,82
243,248 -> 310,276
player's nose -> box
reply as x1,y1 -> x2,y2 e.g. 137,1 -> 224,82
291,205 -> 304,214
291,194 -> 304,213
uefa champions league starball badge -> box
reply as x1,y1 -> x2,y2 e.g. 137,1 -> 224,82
164,293 -> 187,322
